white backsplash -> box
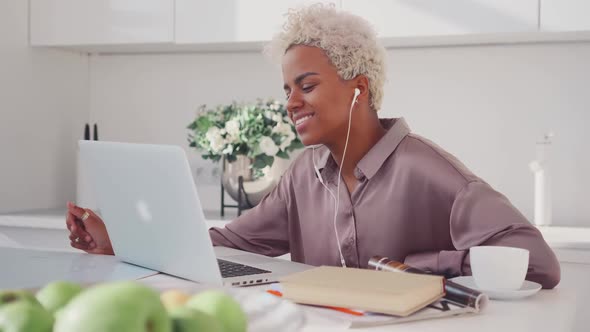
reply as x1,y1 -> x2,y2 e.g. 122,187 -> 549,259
87,43 -> 590,226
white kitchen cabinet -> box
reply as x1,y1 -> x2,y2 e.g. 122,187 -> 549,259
30,0 -> 175,46
341,0 -> 539,37
541,0 -> 590,32
175,0 -> 338,44
30,0 -> 338,50
29,0 -> 590,52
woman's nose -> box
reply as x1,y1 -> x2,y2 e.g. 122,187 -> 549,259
286,90 -> 304,112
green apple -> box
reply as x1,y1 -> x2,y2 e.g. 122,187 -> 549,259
36,281 -> 83,314
0,301 -> 53,332
0,290 -> 41,308
168,306 -> 222,332
186,290 -> 247,332
160,290 -> 190,311
54,281 -> 171,332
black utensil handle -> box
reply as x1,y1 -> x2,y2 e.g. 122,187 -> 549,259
84,123 -> 90,140
93,123 -> 99,141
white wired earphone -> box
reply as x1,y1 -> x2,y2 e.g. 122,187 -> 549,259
312,87 -> 360,267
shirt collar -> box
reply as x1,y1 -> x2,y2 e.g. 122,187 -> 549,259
314,117 -> 411,180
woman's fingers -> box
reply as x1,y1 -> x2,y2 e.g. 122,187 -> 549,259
87,247 -> 112,255
66,202 -> 95,241
71,241 -> 93,251
68,219 -> 92,241
65,210 -> 76,231
66,204 -> 86,231
65,201 -> 111,254
88,209 -> 100,219
69,232 -> 85,243
66,212 -> 82,231
70,238 -> 89,250
67,201 -> 89,219
68,232 -> 90,244
69,234 -> 96,249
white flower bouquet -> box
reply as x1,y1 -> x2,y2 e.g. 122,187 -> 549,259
188,99 -> 304,178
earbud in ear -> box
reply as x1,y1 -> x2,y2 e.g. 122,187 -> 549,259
354,88 -> 360,97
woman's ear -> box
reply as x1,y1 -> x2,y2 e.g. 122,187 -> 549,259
352,75 -> 370,101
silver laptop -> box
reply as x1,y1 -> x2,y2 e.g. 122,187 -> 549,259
79,140 -> 310,286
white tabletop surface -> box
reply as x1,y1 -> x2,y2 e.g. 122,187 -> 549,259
1,211 -> 589,331
0,247 -> 158,289
137,269 -> 584,332
0,247 -> 588,331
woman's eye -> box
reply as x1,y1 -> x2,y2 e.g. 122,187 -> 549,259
302,85 -> 315,92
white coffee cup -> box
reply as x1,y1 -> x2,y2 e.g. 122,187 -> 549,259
470,246 -> 529,290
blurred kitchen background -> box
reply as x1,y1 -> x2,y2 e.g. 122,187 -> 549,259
1,0 -> 589,227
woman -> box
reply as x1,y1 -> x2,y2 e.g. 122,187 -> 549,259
67,4 -> 560,288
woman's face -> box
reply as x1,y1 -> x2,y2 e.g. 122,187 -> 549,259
282,45 -> 356,147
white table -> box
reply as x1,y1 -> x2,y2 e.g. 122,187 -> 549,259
0,246 -> 586,332
1,212 -> 589,331
134,271 -> 584,332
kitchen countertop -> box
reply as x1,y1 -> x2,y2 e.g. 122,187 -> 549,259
1,209 -> 588,262
537,226 -> 590,249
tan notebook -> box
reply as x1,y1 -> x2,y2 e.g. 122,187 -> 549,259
279,266 -> 445,317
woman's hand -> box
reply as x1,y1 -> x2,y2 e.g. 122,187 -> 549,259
65,201 -> 114,255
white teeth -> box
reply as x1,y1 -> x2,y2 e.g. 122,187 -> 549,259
295,115 -> 313,126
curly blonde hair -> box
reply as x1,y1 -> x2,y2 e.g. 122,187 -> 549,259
265,3 -> 387,112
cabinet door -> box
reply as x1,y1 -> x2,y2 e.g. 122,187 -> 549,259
341,0 -> 538,37
541,0 -> 590,31
30,0 -> 174,46
175,0 -> 338,44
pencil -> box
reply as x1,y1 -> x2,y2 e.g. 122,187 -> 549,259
266,290 -> 365,316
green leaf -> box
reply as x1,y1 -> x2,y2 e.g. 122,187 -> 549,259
290,140 -> 304,149
196,116 -> 212,132
276,150 -> 289,159
253,155 -> 274,169
186,99 -> 300,163
263,154 -> 274,165
271,133 -> 282,145
226,154 -> 237,163
252,158 -> 266,169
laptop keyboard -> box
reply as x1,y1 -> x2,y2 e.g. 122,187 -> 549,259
217,259 -> 271,278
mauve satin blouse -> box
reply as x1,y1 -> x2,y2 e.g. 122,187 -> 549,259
209,118 -> 560,288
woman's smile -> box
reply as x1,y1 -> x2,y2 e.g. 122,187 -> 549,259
293,112 -> 316,134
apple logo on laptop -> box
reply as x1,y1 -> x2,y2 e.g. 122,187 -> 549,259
136,200 -> 153,223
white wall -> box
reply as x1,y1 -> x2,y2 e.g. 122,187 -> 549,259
0,0 -> 88,213
88,52 -> 285,213
384,43 -> 590,227
88,42 -> 590,227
